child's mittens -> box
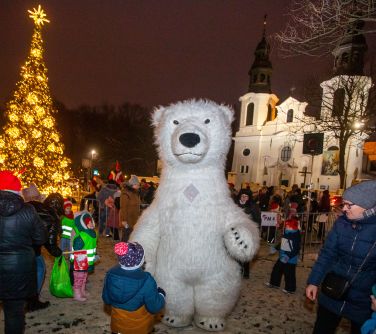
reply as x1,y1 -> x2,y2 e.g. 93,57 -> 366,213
280,255 -> 289,263
157,287 -> 166,298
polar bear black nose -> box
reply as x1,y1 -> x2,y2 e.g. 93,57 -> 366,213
179,133 -> 200,148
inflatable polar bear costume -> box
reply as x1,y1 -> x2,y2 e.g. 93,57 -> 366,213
131,99 -> 259,331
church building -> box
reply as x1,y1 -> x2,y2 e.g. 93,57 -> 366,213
230,18 -> 372,192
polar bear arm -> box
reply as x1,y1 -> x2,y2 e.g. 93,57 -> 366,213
130,208 -> 160,275
223,210 -> 260,262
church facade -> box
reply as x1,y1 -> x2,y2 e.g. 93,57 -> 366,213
230,19 -> 371,192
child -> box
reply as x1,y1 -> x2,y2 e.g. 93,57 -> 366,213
266,208 -> 301,294
70,211 -> 97,302
361,285 -> 376,334
60,199 -> 74,253
102,242 -> 166,334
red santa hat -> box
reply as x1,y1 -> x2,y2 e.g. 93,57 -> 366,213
0,170 -> 22,194
63,199 -> 73,209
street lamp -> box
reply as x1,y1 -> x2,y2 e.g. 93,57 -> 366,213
91,149 -> 96,160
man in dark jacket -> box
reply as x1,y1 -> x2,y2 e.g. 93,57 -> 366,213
0,170 -> 47,334
23,188 -> 64,311
306,181 -> 376,334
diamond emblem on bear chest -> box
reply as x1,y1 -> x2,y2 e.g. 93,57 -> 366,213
183,183 -> 199,202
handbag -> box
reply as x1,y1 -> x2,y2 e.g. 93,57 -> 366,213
321,272 -> 350,300
321,240 -> 376,301
49,256 -> 74,298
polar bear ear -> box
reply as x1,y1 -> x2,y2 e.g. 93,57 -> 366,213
219,104 -> 234,125
151,106 -> 165,127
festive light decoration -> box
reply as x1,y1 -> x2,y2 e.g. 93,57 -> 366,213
0,5 -> 72,194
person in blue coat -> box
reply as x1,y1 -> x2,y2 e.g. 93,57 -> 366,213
306,181 -> 376,334
361,285 -> 376,334
102,242 -> 165,334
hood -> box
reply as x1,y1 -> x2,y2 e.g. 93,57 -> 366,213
0,190 -> 24,217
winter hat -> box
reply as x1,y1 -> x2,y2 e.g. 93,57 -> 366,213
290,202 -> 298,210
126,175 -> 140,187
74,211 -> 94,230
0,170 -> 22,194
22,183 -> 42,201
285,218 -> 299,230
114,242 -> 145,270
343,181 -> 376,209
288,207 -> 298,219
63,198 -> 73,210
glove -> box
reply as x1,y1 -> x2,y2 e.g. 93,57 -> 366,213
280,255 -> 289,263
157,287 -> 166,297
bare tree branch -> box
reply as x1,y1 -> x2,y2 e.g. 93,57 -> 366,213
275,0 -> 376,57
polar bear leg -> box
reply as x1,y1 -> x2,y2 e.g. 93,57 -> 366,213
161,280 -> 194,328
193,272 -> 241,331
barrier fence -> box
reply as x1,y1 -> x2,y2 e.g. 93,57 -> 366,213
261,211 -> 337,261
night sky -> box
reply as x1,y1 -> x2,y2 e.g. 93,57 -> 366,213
0,1 -> 374,111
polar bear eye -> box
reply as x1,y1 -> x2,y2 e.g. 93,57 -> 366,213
173,120 -> 179,125
204,119 -> 210,124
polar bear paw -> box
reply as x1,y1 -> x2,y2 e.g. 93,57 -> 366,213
224,226 -> 256,262
194,315 -> 226,331
162,313 -> 192,328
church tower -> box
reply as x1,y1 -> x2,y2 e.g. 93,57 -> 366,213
231,16 -> 279,189
248,15 -> 273,94
332,18 -> 368,76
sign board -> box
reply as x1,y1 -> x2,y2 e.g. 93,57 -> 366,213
261,211 -> 279,227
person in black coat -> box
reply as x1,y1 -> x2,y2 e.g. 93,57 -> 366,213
23,188 -> 64,311
0,170 -> 47,334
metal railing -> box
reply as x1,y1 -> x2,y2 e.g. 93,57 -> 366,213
260,211 -> 337,261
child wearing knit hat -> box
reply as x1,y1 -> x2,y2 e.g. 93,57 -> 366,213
102,242 -> 166,334
60,199 -> 75,253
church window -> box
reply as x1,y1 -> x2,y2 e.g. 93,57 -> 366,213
246,103 -> 254,126
266,104 -> 273,122
280,146 -> 292,162
287,109 -> 294,123
243,148 -> 251,156
240,165 -> 249,173
332,88 -> 345,117
260,73 -> 266,82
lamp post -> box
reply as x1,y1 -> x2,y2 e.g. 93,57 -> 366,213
90,150 -> 96,180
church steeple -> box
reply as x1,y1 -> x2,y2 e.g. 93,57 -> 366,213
332,17 -> 368,76
248,15 -> 273,93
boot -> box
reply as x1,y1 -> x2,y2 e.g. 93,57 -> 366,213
80,271 -> 90,298
73,271 -> 87,302
27,295 -> 50,312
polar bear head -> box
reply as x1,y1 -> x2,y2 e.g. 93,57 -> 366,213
152,99 -> 234,169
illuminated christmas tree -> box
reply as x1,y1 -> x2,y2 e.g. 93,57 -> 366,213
0,5 -> 71,194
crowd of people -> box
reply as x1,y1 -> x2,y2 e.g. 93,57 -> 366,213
1,167 -> 376,334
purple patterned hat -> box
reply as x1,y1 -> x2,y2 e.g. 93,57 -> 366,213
114,242 -> 145,270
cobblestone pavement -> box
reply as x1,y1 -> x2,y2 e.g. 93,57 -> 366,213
1,237 -> 352,334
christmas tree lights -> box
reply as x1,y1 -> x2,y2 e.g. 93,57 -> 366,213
0,5 -> 72,194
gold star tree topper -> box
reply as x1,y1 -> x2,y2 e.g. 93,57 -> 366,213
28,5 -> 50,26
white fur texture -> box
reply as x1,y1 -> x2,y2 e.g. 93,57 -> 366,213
131,99 -> 259,331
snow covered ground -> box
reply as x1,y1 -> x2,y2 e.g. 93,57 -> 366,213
1,236 -> 352,334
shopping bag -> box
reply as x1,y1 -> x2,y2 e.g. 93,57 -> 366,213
49,256 -> 73,298
73,250 -> 88,271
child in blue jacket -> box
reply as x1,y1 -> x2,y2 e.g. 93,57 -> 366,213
361,285 -> 376,334
102,242 -> 165,334
266,208 -> 301,294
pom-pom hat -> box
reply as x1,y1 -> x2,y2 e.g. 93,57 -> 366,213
64,199 -> 73,209
0,170 -> 22,194
114,242 -> 145,270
